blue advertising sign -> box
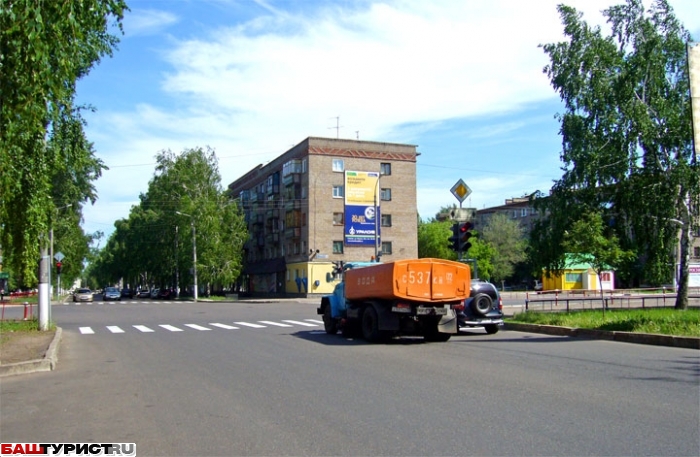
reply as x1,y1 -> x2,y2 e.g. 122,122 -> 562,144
344,205 -> 380,246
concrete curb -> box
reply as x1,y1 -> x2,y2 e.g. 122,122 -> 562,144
0,327 -> 62,378
504,322 -> 699,349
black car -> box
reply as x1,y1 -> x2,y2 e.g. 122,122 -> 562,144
120,288 -> 134,299
457,279 -> 504,334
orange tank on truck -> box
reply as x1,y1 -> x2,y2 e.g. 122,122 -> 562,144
344,258 -> 471,302
318,258 -> 471,343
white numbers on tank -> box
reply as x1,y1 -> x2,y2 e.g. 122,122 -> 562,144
401,270 -> 456,285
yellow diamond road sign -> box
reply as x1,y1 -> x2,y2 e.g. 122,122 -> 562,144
451,179 -> 471,203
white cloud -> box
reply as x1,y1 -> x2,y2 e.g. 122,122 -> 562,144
124,9 -> 179,37
81,0 -> 700,236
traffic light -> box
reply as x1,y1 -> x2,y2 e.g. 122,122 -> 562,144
457,222 -> 473,253
56,261 -> 62,275
448,223 -> 460,252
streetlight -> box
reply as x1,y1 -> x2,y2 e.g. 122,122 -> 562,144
176,211 -> 198,302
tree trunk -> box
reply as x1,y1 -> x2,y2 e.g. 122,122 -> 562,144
674,210 -> 690,310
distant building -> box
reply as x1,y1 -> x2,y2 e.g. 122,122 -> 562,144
474,193 -> 700,289
474,193 -> 542,236
228,137 -> 419,296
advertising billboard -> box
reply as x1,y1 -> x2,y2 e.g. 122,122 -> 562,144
344,171 -> 380,246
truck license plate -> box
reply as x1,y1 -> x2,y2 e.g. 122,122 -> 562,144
416,307 -> 447,316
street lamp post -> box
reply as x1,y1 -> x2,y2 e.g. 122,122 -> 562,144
176,211 -> 198,302
374,174 -> 381,261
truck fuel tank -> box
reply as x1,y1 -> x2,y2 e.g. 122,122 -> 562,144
344,258 -> 470,302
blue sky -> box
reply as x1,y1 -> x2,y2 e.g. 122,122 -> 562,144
75,0 -> 700,240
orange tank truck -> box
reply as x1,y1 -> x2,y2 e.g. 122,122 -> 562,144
317,258 -> 471,343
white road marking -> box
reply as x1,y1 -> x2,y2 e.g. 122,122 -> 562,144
282,320 -> 319,327
258,321 -> 293,327
210,323 -> 239,329
234,322 -> 267,328
77,318 -> 322,335
133,325 -> 155,332
184,324 -> 211,331
159,324 -> 183,332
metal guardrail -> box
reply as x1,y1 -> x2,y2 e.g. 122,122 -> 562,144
525,290 -> 700,312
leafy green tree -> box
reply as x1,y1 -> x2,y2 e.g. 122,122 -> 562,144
479,213 -> 527,284
0,1 -> 127,285
417,220 -> 454,259
464,237 -> 495,281
539,0 -> 698,309
93,147 -> 247,295
563,211 -> 635,298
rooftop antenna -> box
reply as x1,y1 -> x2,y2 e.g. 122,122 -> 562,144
328,116 -> 343,139
356,131 -> 359,140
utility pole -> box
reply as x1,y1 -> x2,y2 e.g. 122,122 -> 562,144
38,243 -> 50,330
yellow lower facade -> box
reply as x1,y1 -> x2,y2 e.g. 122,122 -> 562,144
284,261 -> 339,294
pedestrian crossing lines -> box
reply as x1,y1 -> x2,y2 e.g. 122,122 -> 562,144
78,319 -> 323,335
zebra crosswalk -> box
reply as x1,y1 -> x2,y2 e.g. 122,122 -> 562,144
78,319 -> 324,335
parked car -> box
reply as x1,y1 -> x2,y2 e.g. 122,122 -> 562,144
457,279 -> 504,334
73,288 -> 93,303
103,287 -> 121,301
158,288 -> 174,300
150,288 -> 160,299
120,288 -> 134,299
137,289 -> 150,298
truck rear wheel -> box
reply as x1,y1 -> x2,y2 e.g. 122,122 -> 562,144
361,306 -> 382,343
323,305 -> 338,335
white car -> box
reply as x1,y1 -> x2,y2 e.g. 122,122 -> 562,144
73,288 -> 93,303
150,288 -> 159,299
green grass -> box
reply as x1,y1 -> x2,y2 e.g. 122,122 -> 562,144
0,318 -> 55,345
507,308 -> 700,337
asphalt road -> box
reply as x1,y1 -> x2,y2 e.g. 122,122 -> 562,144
1,299 -> 698,456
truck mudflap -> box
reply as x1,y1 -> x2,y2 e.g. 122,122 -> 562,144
437,308 -> 458,334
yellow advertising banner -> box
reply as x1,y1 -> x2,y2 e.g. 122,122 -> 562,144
689,43 -> 700,157
345,171 -> 380,205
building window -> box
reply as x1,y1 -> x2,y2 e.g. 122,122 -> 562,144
333,241 -> 344,254
381,242 -> 392,255
381,214 -> 392,227
694,246 -> 700,257
333,185 -> 344,198
565,272 -> 583,284
521,208 -> 528,217
380,163 -> 391,175
380,188 -> 391,201
332,159 -> 344,172
333,212 -> 344,225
